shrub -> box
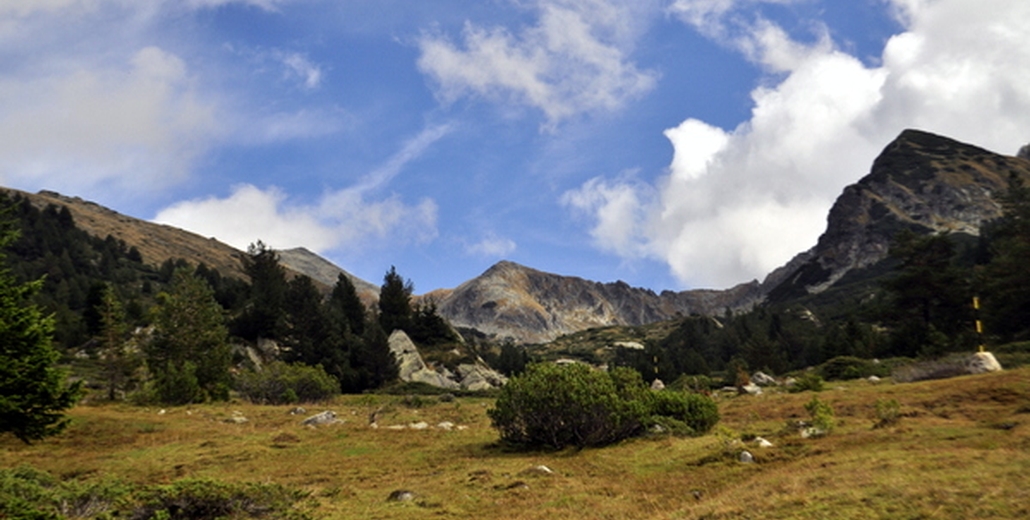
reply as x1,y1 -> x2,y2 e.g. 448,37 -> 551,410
488,364 -> 719,449
235,362 -> 339,405
789,372 -> 824,393
874,398 -> 901,428
804,397 -> 835,436
819,356 -> 889,381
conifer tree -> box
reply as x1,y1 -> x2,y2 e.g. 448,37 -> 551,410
378,266 -> 413,334
146,268 -> 232,404
982,174 -> 1030,341
0,220 -> 81,443
96,284 -> 140,401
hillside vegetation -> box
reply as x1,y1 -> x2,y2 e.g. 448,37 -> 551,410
2,368 -> 1028,519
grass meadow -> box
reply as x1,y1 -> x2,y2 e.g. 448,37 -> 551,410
3,367 -> 1029,519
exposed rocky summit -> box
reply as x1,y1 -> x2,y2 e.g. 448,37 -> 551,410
768,129 -> 1030,300
435,260 -> 763,343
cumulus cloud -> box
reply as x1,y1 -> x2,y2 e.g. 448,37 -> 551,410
0,45 -> 220,195
417,0 -> 658,126
465,234 -> 518,258
154,125 -> 449,253
569,0 -> 1030,289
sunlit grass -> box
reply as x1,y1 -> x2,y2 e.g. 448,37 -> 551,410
3,367 -> 1029,518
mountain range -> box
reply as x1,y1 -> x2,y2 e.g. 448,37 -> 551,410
5,129 -> 1028,344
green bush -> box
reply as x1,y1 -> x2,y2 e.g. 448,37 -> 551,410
874,398 -> 901,428
789,372 -> 825,393
804,397 -> 835,436
819,356 -> 889,381
488,364 -> 719,449
235,362 -> 339,405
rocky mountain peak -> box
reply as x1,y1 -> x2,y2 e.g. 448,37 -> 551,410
768,129 -> 1030,300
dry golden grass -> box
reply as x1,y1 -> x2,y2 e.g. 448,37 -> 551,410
3,367 -> 1029,519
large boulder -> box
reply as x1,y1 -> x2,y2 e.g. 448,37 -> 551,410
751,371 -> 777,386
386,330 -> 460,390
967,351 -> 1002,374
456,364 -> 508,391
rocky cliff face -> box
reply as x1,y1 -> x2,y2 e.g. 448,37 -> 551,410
768,129 -> 1030,299
435,260 -> 763,343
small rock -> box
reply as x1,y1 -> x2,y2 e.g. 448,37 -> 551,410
519,465 -> 554,477
224,415 -> 248,424
409,421 -> 429,430
436,421 -> 454,431
650,379 -> 666,391
784,377 -> 797,387
967,351 -> 1003,374
754,437 -> 774,448
158,409 -> 166,415
301,411 -> 342,426
386,424 -> 406,430
751,371 -> 777,386
287,407 -> 307,415
740,383 -> 762,396
801,427 -> 826,439
387,490 -> 416,502
867,375 -> 881,384
739,451 -> 754,463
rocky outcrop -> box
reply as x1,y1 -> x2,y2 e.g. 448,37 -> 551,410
967,352 -> 1002,374
277,247 -> 379,303
768,129 -> 1030,300
387,330 -> 506,390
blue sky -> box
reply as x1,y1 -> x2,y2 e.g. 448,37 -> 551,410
3,0 -> 1030,294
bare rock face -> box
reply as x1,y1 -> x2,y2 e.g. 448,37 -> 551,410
768,129 -> 1030,301
1018,144 -> 1030,160
436,261 -> 763,343
387,330 -> 506,391
967,352 -> 1003,374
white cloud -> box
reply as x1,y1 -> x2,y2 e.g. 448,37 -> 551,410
278,51 -> 323,90
466,235 -> 518,258
569,0 -> 1030,289
154,125 -> 448,253
0,45 -> 220,195
417,0 -> 658,126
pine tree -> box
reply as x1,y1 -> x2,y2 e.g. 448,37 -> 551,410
982,173 -> 1030,341
146,268 -> 232,404
329,273 -> 366,336
237,241 -> 288,340
95,284 -> 140,401
378,266 -> 413,334
0,219 -> 81,443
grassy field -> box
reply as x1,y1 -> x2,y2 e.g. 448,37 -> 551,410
3,367 -> 1029,519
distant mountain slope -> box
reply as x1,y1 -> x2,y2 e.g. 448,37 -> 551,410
435,260 -> 763,344
277,247 -> 379,301
768,129 -> 1030,300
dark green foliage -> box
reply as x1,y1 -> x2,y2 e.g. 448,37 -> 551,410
378,266 -> 413,335
0,219 -> 82,443
818,356 -> 889,381
980,173 -> 1030,341
236,361 -> 339,404
95,284 -> 142,401
789,373 -> 825,393
328,273 -> 365,336
488,364 -> 718,450
0,467 -> 312,520
235,241 -> 288,341
145,268 -> 232,404
408,299 -> 459,346
878,231 -> 974,357
496,338 -> 528,377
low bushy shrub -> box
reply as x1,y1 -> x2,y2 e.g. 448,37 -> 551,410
819,356 -> 889,381
789,372 -> 825,393
488,364 -> 719,449
235,362 -> 339,405
804,397 -> 835,436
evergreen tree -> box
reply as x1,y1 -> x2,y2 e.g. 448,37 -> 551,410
0,219 -> 81,443
496,338 -> 528,377
328,273 -> 365,337
981,173 -> 1030,341
146,268 -> 232,404
353,319 -> 397,390
879,231 -> 973,357
236,241 -> 288,340
378,266 -> 413,334
95,284 -> 140,401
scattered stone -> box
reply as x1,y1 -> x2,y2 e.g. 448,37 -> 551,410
867,375 -> 882,384
691,490 -> 703,501
301,411 -> 343,426
519,465 -> 554,477
650,379 -> 666,391
287,407 -> 307,415
456,425 -> 469,431
438,393 -> 455,403
409,421 -> 429,430
784,377 -> 798,388
740,383 -> 762,396
754,437 -> 774,448
801,427 -> 827,439
739,451 -> 754,463
967,351 -> 1003,374
224,413 -> 248,424
650,423 -> 666,434
386,424 -> 406,430
158,409 -> 166,415
751,371 -> 777,386
614,341 -> 646,350
387,490 -> 416,502
436,421 -> 455,431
